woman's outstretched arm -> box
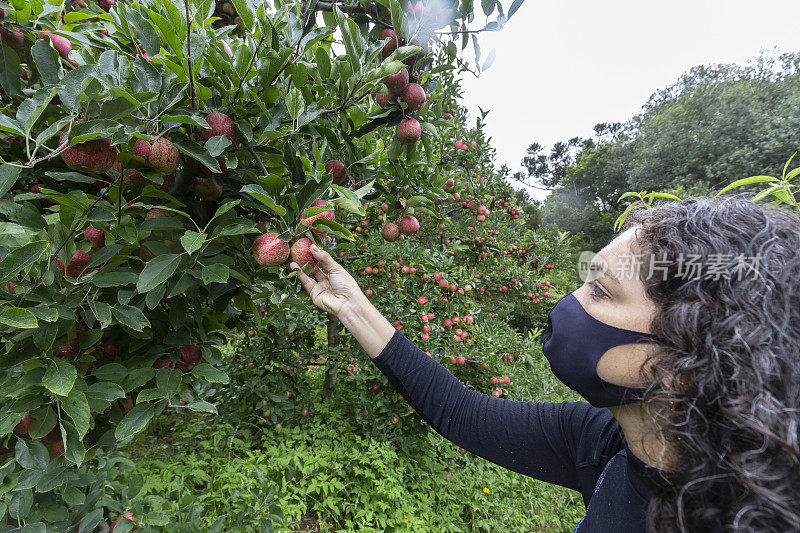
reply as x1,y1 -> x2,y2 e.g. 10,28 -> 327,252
290,244 -> 622,497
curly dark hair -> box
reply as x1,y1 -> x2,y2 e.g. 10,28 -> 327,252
619,194 -> 800,532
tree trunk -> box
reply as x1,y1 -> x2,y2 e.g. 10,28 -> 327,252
322,312 -> 339,400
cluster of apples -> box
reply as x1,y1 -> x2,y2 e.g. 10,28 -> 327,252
377,67 -> 425,145
252,189 -> 343,269
493,197 -> 522,219
381,215 -> 420,241
152,344 -> 203,372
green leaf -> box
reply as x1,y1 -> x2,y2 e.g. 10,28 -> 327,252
144,281 -> 166,309
137,254 -> 183,293
115,403 -> 154,440
29,306 -> 58,322
0,241 -> 49,285
111,304 -> 151,332
389,0 -> 404,44
79,329 -> 103,350
406,195 -> 431,207
30,38 -> 61,86
231,0 -> 255,29
0,222 -> 26,236
0,163 -> 23,197
8,488 -> 33,520
191,363 -> 230,384
28,408 -> 57,440
286,87 -> 305,120
63,486 -> 86,506
205,135 -> 232,157
181,231 -> 206,254
92,363 -> 127,381
309,218 -> 354,241
186,401 -> 217,414
162,114 -> 210,128
85,381 -> 126,401
92,271 -> 139,288
61,389 -> 90,438
482,49 -> 497,71
202,264 -> 229,285
0,44 -> 22,98
70,119 -> 120,144
156,366 -> 181,394
17,468 -> 44,490
240,185 -> 287,216
122,367 -> 156,392
76,509 -> 103,533
617,191 -> 642,202
88,300 -> 112,329
649,192 -> 683,201
62,419 -> 86,465
18,87 -> 61,136
173,138 -> 221,173
33,321 -> 57,351
715,175 -> 780,197
0,308 -> 38,329
314,46 -> 331,78
365,57 -> 406,82
87,244 -> 124,268
15,439 -> 49,470
212,218 -> 260,236
136,388 -> 165,403
283,142 -> 306,182
58,64 -> 95,111
507,0 -> 525,19
751,184 -> 785,202
43,359 -> 77,396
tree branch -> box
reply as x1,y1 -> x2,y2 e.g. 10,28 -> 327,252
244,140 -> 269,176
229,32 -> 268,112
184,0 -> 197,110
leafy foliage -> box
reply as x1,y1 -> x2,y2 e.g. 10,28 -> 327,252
0,0 -> 538,528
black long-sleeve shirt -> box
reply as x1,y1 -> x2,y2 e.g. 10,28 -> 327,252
371,328 -> 666,532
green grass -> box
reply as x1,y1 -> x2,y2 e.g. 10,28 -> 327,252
121,332 -> 587,532
127,406 -> 584,532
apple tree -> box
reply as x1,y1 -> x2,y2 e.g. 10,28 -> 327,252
0,0 -> 529,527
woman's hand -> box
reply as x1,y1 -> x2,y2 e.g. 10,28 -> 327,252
290,243 -> 396,359
289,244 -> 367,318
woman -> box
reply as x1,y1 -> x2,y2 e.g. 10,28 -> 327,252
289,195 -> 800,532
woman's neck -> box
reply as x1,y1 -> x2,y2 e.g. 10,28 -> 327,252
607,402 -> 680,473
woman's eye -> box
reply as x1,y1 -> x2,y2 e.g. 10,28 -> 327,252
591,281 -> 608,300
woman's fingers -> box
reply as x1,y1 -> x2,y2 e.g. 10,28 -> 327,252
312,267 -> 328,283
309,245 -> 342,276
290,262 -> 317,294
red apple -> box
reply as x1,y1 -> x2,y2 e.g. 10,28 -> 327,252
380,28 -> 399,59
60,134 -> 117,174
400,83 -> 426,111
381,222 -> 400,242
396,118 -> 421,144
324,160 -> 347,185
398,215 -> 419,236
301,199 -> 335,236
84,225 -> 105,248
383,67 -> 409,98
201,112 -> 238,145
289,237 -> 318,268
252,232 -> 290,266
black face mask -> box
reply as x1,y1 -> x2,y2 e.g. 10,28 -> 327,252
542,292 -> 663,408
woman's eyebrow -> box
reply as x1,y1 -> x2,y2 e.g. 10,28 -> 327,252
602,270 -> 623,290
593,254 -> 623,289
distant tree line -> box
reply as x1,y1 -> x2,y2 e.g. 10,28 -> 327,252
511,49 -> 800,252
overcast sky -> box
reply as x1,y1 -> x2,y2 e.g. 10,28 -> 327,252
458,0 -> 800,201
